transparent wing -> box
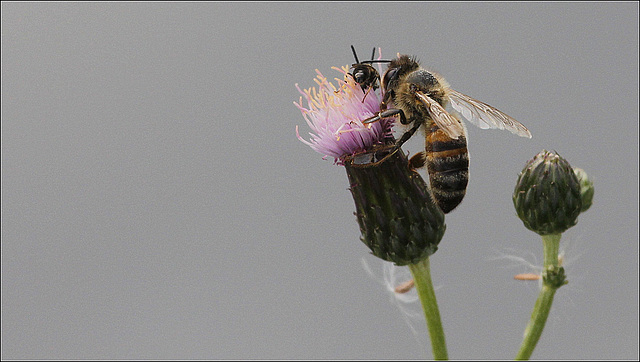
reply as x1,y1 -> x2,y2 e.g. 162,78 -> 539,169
415,91 -> 465,139
448,90 -> 532,138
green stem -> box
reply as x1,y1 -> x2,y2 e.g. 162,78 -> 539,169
515,234 -> 563,360
542,234 -> 561,269
408,257 -> 448,360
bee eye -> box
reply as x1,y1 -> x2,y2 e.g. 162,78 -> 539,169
383,67 -> 399,88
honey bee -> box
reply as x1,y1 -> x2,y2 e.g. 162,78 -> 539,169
364,55 -> 531,213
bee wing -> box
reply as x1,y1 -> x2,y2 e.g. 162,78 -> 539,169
414,91 -> 465,139
448,90 -> 532,138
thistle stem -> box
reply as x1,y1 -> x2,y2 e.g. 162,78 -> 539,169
515,233 -> 563,360
408,257 -> 448,360
542,234 -> 561,269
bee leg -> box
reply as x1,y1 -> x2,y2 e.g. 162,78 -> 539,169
394,108 -> 409,125
395,119 -> 423,148
409,152 -> 426,170
362,108 -> 407,125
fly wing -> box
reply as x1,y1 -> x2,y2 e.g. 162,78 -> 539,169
448,90 -> 532,138
415,91 -> 465,139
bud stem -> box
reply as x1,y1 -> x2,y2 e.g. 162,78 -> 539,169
516,233 -> 563,360
408,257 -> 448,360
542,234 -> 561,269
515,284 -> 557,360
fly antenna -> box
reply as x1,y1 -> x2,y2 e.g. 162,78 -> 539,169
350,45 -> 360,64
362,60 -> 392,64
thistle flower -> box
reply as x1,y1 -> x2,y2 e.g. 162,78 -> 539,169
295,64 -> 449,358
295,66 -> 394,162
513,150 -> 582,236
294,66 -> 446,265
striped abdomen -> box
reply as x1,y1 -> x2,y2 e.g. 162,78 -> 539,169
424,123 -> 469,213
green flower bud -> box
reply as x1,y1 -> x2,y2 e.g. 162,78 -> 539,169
573,168 -> 594,213
344,145 -> 446,266
513,150 -> 582,235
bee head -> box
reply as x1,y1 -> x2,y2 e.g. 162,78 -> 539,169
382,55 -> 421,93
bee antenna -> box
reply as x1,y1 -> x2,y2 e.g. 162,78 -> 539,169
350,45 -> 360,64
370,47 -> 376,61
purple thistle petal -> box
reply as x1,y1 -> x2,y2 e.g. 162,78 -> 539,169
294,65 -> 394,162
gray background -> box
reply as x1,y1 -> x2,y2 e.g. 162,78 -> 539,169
2,2 -> 638,360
